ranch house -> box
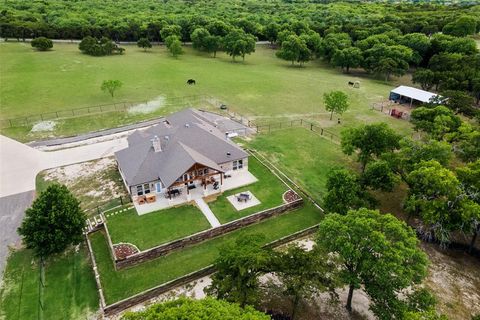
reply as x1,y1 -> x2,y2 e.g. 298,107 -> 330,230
114,109 -> 256,214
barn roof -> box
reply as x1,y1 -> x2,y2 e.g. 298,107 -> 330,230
390,86 -> 438,103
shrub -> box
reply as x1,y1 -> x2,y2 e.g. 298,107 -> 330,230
31,37 -> 53,51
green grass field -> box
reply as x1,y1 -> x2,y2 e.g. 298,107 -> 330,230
91,202 -> 322,305
248,128 -> 356,203
107,205 -> 211,251
208,156 -> 288,224
0,42 -> 412,141
0,245 -> 98,320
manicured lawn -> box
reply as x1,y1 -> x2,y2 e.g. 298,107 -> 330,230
90,202 -> 322,304
106,205 -> 211,251
0,43 -> 412,141
248,127 -> 355,203
0,245 -> 98,320
208,156 -> 288,224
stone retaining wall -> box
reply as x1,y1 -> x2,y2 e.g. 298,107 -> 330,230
114,198 -> 303,269
103,223 -> 319,316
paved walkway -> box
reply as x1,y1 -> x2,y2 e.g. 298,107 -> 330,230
194,199 -> 221,228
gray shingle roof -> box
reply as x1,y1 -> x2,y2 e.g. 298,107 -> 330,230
115,109 -> 248,188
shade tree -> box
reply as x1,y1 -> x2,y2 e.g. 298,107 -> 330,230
316,208 -> 428,317
165,35 -> 183,57
382,137 -> 452,185
101,79 -> 123,97
320,32 -> 352,61
341,123 -> 401,172
442,16 -> 477,37
206,234 -> 271,307
223,29 -> 256,61
18,184 -> 86,258
410,106 -> 462,140
363,44 -> 413,81
456,160 -> 480,253
271,245 -> 339,320
160,24 -> 181,41
136,37 -> 152,51
331,47 -> 363,73
404,160 -> 473,246
323,168 -> 372,214
122,297 -> 270,320
323,90 -> 349,120
276,34 -> 311,66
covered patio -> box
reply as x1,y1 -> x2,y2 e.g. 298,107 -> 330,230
134,169 -> 258,215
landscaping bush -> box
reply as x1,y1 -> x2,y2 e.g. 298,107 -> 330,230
31,37 -> 53,51
79,36 -> 124,56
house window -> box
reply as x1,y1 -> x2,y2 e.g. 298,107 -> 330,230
233,159 -> 243,170
136,185 -> 143,196
143,183 -> 150,194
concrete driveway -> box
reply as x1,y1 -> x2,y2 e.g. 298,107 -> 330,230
0,134 -> 128,281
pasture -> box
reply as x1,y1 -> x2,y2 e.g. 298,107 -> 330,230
0,42 -> 412,140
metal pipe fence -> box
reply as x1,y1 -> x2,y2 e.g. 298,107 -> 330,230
0,95 -> 211,129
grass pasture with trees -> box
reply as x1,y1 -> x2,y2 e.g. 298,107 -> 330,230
1,0 -> 480,319
0,42 -> 413,141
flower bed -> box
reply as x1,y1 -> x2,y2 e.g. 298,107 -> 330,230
113,243 -> 139,260
283,190 -> 301,203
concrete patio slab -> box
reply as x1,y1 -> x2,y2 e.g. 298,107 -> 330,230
133,169 -> 258,215
226,191 -> 260,211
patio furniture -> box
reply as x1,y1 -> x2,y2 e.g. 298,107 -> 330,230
166,189 -> 181,198
146,194 -> 156,203
213,181 -> 219,190
137,196 -> 146,205
237,193 -> 251,202
224,174 -> 232,179
188,184 -> 196,190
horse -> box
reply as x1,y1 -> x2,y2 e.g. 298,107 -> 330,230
187,79 -> 196,85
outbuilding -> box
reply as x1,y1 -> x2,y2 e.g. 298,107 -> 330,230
389,85 -> 438,106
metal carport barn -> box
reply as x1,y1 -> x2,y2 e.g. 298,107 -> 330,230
389,85 -> 438,107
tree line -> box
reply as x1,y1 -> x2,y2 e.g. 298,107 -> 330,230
323,103 -> 480,254
7,1 -> 478,113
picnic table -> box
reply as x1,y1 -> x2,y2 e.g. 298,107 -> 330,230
237,193 -> 251,202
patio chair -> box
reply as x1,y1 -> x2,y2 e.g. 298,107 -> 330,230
137,196 -> 146,205
213,181 -> 219,190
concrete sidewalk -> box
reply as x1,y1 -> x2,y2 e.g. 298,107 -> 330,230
194,199 -> 221,228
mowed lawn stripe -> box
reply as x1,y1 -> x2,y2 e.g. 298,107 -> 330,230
90,203 -> 322,304
0,245 -> 98,320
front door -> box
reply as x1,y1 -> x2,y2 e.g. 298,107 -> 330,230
155,182 -> 162,193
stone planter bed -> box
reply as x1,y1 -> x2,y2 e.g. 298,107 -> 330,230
113,243 -> 139,260
283,190 -> 301,203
